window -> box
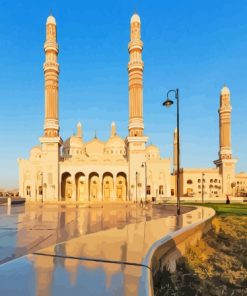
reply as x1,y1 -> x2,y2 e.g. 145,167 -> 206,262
26,186 -> 31,196
210,179 -> 213,183
146,185 -> 151,195
187,179 -> 193,185
198,185 -> 201,189
198,179 -> 201,183
214,179 -> 217,183
38,186 -> 43,195
159,185 -> 164,195
171,189 -> 174,196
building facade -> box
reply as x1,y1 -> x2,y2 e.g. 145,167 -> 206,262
176,86 -> 247,199
18,14 -> 171,202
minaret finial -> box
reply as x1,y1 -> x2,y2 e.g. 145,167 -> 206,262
111,122 -> 116,137
94,130 -> 97,139
77,122 -> 82,138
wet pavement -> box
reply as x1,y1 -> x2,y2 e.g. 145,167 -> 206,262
0,203 -> 215,296
0,203 -> 191,265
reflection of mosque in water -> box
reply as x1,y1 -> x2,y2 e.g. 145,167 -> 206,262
18,13 -> 171,203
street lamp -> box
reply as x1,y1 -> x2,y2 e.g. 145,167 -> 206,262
141,162 -> 147,203
162,88 -> 180,215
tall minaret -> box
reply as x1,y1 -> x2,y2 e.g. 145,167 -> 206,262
43,15 -> 60,137
39,15 -> 62,202
126,13 -> 148,202
219,86 -> 232,159
128,13 -> 144,137
214,85 -> 237,195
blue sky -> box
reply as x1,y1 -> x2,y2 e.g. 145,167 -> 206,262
0,0 -> 247,189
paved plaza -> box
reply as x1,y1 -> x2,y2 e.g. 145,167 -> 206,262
0,203 -> 214,295
0,202 -> 191,264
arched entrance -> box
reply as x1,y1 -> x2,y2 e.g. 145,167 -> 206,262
75,172 -> 86,201
89,172 -> 100,200
61,172 -> 72,201
116,172 -> 127,200
103,172 -> 114,200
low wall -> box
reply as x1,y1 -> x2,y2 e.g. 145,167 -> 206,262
142,206 -> 215,296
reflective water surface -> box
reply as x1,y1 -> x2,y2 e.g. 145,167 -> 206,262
0,203 -> 214,295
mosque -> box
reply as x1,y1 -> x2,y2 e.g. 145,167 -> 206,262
18,13 -> 247,202
18,13 -> 171,202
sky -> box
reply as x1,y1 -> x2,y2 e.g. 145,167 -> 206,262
0,0 -> 247,189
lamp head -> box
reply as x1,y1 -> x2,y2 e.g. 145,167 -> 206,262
163,98 -> 174,108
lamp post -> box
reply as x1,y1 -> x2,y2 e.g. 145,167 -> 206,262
142,162 -> 147,203
163,88 -> 180,215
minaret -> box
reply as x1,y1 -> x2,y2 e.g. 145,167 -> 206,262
128,13 -> 144,137
173,128 -> 177,173
214,85 -> 237,196
43,15 -> 60,137
126,13 -> 148,202
219,86 -> 232,159
39,15 -> 62,202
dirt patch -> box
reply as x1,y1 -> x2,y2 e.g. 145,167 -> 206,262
154,216 -> 247,295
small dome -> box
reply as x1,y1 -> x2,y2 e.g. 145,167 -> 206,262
131,13 -> 141,23
30,145 -> 42,160
105,135 -> 125,148
64,136 -> 83,149
85,138 -> 105,157
146,144 -> 159,153
221,85 -> 230,95
146,144 -> 160,160
46,15 -> 56,25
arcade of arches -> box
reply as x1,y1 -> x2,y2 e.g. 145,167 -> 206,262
61,172 -> 127,202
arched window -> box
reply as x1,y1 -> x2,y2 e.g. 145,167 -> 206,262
187,179 -> 193,185
198,179 -> 201,183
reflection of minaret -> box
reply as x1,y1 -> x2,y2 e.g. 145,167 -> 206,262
32,255 -> 54,296
126,13 -> 148,202
128,14 -> 144,137
214,85 -> 237,195
43,15 -> 60,138
173,128 -> 177,174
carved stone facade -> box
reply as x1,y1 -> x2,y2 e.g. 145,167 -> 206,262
18,14 -> 171,202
